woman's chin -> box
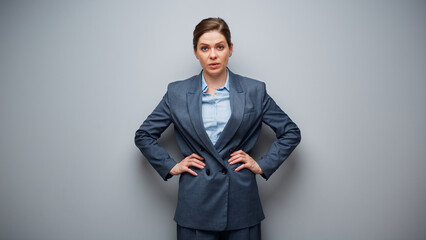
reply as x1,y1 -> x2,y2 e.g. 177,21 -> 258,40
204,67 -> 226,77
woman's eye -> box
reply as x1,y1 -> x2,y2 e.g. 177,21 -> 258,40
217,45 -> 224,50
201,46 -> 208,51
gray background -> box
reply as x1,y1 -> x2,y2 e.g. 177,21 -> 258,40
1,0 -> 425,239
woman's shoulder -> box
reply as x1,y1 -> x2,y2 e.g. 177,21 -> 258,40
235,74 -> 264,84
167,74 -> 200,92
230,71 -> 266,90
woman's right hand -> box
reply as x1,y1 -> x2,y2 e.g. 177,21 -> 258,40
169,153 -> 205,176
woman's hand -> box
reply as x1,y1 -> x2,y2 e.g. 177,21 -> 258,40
228,150 -> 263,174
170,153 -> 205,176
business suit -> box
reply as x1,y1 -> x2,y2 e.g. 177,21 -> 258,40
135,69 -> 301,231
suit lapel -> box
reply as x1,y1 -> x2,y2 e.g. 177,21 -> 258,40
186,69 -> 245,161
214,70 -> 245,152
186,72 -> 221,160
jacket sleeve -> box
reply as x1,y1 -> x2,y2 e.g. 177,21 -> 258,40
134,90 -> 176,181
256,83 -> 301,180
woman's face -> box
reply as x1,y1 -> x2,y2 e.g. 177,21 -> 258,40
194,31 -> 233,79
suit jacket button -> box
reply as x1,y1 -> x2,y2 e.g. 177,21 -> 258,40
200,146 -> 205,152
221,168 -> 227,174
206,169 -> 210,176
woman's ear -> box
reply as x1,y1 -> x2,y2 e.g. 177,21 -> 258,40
229,43 -> 233,57
194,49 -> 199,59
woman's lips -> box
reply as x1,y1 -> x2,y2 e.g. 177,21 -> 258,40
209,63 -> 220,69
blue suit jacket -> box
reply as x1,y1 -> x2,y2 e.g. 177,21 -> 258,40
135,69 -> 301,231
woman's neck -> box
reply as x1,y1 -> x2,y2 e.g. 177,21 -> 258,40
203,69 -> 227,89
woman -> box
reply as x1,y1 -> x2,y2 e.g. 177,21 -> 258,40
135,17 -> 301,240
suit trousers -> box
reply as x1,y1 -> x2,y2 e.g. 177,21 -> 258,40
177,224 -> 261,240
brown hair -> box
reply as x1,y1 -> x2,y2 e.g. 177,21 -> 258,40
193,17 -> 232,50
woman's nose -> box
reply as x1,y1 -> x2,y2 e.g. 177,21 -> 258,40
209,49 -> 217,59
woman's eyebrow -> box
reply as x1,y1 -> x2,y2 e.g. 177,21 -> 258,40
199,41 -> 225,46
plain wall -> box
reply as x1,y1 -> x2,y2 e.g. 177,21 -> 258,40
1,0 -> 425,239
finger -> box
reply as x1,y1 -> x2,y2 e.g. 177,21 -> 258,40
228,155 -> 237,162
230,150 -> 243,156
229,157 -> 244,165
228,153 -> 244,162
189,162 -> 205,169
189,159 -> 205,166
235,150 -> 245,155
235,164 -> 246,172
230,155 -> 246,163
185,168 -> 198,176
190,153 -> 204,160
232,151 -> 246,159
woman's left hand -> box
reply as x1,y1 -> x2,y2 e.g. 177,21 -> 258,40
228,150 -> 263,174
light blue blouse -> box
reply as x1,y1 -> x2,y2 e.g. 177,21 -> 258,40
201,71 -> 231,145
